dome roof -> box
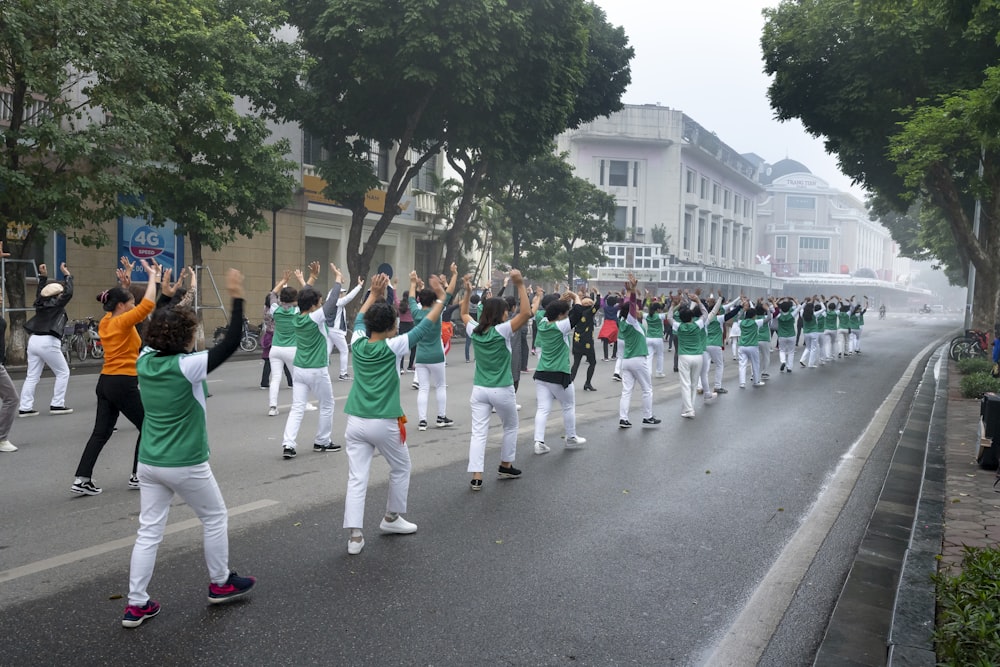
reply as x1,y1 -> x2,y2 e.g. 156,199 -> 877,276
762,159 -> 812,185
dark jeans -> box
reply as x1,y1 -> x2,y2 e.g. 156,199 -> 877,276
75,374 -> 145,478
261,357 -> 293,387
398,321 -> 415,368
571,345 -> 596,386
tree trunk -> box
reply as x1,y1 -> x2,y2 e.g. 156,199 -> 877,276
345,207 -> 374,327
190,234 -> 207,349
3,260 -> 29,365
442,160 -> 487,270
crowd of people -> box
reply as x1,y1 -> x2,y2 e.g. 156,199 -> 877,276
0,258 -> 873,628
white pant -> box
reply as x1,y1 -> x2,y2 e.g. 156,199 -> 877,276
806,331 -> 821,367
820,331 -> 833,361
268,345 -> 295,408
836,329 -> 848,357
468,385 -> 518,472
851,327 -> 862,352
20,334 -> 70,410
702,346 -> 724,390
128,462 -> 229,606
343,416 -> 411,529
646,337 -> 664,375
777,336 -> 796,367
738,346 -> 760,385
415,362 -> 447,422
678,353 -> 703,415
619,356 -> 652,420
328,331 -> 350,376
757,341 -> 772,376
282,366 -> 334,449
533,379 -> 577,443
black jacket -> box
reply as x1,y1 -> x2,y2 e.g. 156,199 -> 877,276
24,275 -> 74,339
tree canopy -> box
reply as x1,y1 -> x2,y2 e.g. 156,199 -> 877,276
761,0 -> 1000,326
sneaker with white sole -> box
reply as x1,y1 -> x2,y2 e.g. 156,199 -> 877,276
436,416 -> 454,428
122,600 -> 160,628
208,571 -> 256,604
533,440 -> 550,455
418,420 -> 428,431
268,406 -> 278,417
282,446 -> 297,459
49,406 -> 73,415
128,474 -> 140,490
347,537 -> 365,555
379,515 -> 417,534
497,464 -> 522,479
70,479 -> 102,496
565,436 -> 586,449
304,403 -> 317,411
338,373 -> 351,381
17,410 -> 38,418
0,440 -> 17,452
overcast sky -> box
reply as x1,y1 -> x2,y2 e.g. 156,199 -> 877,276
594,0 -> 867,199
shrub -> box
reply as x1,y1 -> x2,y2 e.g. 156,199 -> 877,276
934,547 -> 1000,665
959,371 -> 1000,399
957,358 -> 995,376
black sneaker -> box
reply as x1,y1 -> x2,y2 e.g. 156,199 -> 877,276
642,417 -> 662,425
313,442 -> 341,452
780,362 -> 786,371
208,571 -> 256,605
49,405 -> 73,415
470,478 -> 483,491
282,446 -> 297,459
715,387 -> 728,394
128,474 -> 140,490
418,420 -> 428,431
612,373 -> 622,382
497,464 -> 522,479
18,409 -> 38,418
619,419 -> 632,428
71,479 -> 102,496
436,416 -> 454,428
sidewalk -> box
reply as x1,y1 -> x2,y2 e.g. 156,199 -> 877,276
815,349 -> 1000,666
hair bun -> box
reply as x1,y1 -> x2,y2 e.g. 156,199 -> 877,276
97,290 -> 110,304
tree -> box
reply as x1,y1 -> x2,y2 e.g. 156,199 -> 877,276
651,224 -> 671,257
485,150 -> 615,284
101,0 -> 300,279
761,0 -> 1000,327
0,0 -> 156,360
440,3 -> 633,271
289,0 -> 627,301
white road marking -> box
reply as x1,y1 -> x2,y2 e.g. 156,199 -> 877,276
0,499 -> 279,585
702,339 -> 942,666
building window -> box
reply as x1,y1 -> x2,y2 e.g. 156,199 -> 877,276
799,259 -> 829,273
614,206 -> 627,230
724,189 -> 731,210
786,195 -> 816,209
712,183 -> 720,205
697,214 -> 707,253
609,160 -> 629,187
744,200 -> 751,217
303,131 -> 325,166
633,162 -> 640,187
599,160 -> 605,186
721,225 -> 728,258
686,169 -> 696,194
776,236 -> 787,250
683,212 -> 692,250
799,237 -> 830,250
700,177 -> 709,200
734,194 -> 741,215
710,221 -> 717,255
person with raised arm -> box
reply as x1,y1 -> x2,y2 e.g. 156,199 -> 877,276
616,275 -> 659,428
341,272 -> 448,554
462,270 -> 531,490
409,264 -> 458,431
19,261 -> 74,417
325,263 -> 364,380
70,258 -> 161,496
122,268 -> 256,628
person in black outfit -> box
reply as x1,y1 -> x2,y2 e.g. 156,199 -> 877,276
570,292 -> 600,390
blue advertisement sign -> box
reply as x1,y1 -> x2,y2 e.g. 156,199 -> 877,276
117,216 -> 184,282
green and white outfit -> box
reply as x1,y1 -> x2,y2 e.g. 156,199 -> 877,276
411,294 -> 451,425
618,300 -> 653,421
738,314 -> 765,386
127,299 -> 245,608
776,304 -> 800,370
645,311 -> 667,376
342,311 -> 437,532
532,314 -> 579,445
467,320 -> 519,473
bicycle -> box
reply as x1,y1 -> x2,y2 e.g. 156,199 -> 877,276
213,317 -> 259,352
65,318 -> 104,361
949,329 -> 990,361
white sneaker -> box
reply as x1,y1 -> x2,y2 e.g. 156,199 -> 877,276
379,516 -> 417,534
347,537 -> 365,555
267,406 -> 278,417
304,403 -> 318,411
516,404 -> 522,411
0,440 -> 17,452
534,440 -> 551,455
565,436 -> 586,449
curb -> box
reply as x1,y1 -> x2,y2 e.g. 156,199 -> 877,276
813,345 -> 944,666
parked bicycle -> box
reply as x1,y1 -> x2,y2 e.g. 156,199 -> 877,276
949,329 -> 989,361
61,318 -> 103,362
213,317 -> 259,352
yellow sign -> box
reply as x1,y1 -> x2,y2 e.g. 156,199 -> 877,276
6,220 -> 28,241
303,174 -> 409,214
